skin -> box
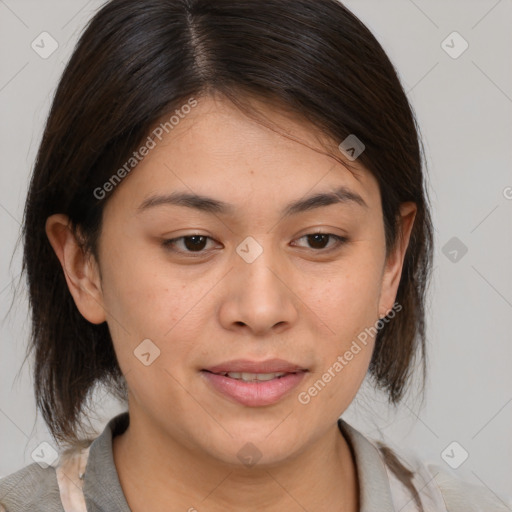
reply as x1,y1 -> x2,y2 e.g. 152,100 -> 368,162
46,93 -> 416,512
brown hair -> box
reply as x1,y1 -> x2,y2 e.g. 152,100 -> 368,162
377,442 -> 424,511
21,0 -> 434,444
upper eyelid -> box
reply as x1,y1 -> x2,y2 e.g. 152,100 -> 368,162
163,232 -> 347,252
166,232 -> 343,242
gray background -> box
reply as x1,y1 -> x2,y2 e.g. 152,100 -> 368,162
1,0 -> 511,501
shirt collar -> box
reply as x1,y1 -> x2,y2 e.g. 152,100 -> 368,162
338,417 -> 396,512
83,412 -> 131,512
83,412 -> 396,511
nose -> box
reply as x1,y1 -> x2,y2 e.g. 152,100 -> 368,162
218,237 -> 298,336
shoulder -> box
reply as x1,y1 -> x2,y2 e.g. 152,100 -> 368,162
425,462 -> 512,512
0,462 -> 63,512
374,438 -> 512,512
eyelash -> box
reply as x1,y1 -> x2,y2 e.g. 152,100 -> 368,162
162,232 -> 348,257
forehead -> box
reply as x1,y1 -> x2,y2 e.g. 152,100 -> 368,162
105,94 -> 381,219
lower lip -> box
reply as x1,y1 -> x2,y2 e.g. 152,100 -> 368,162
201,370 -> 307,407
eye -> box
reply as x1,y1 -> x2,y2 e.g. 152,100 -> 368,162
162,232 -> 348,257
292,232 -> 348,252
162,235 -> 218,256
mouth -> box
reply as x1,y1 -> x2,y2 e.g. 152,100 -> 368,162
202,370 -> 301,382
203,357 -> 307,375
200,359 -> 308,406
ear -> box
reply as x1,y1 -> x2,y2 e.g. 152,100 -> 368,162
378,202 -> 417,318
45,214 -> 106,324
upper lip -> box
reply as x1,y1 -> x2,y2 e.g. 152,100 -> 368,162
203,358 -> 307,374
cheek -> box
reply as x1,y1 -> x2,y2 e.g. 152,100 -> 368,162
100,241 -> 180,327
306,254 -> 383,340
298,252 -> 383,401
99,247 -> 221,368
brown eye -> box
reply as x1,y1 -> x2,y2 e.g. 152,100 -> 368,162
306,233 -> 330,250
293,233 -> 348,252
162,235 -> 213,254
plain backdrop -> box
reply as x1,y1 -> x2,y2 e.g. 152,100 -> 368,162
1,0 -> 511,500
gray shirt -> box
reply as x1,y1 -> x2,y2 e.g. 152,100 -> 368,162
1,412 -> 510,511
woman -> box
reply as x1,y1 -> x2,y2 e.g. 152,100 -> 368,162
1,0 -> 510,510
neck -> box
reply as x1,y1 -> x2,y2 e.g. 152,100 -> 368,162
112,411 -> 359,512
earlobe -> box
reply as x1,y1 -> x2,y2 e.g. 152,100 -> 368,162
45,214 -> 106,325
378,202 -> 417,318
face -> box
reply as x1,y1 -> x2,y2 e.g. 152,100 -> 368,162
48,93 -> 415,467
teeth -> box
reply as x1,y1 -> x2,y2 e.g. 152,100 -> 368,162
222,372 -> 288,382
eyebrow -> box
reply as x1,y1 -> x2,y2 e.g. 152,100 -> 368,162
136,185 -> 368,219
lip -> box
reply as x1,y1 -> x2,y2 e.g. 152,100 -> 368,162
203,358 -> 307,374
201,369 -> 307,407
